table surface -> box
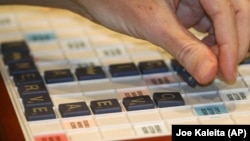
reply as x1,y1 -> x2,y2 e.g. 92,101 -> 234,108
0,74 -> 171,141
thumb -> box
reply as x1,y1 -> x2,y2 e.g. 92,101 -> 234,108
73,0 -> 218,84
139,10 -> 218,84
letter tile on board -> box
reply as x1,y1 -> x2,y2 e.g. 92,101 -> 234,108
13,72 -> 44,86
171,59 -> 197,87
59,102 -> 91,117
17,83 -> 48,98
3,52 -> 33,65
90,98 -> 122,114
123,95 -> 155,111
138,60 -> 169,74
22,94 -> 53,108
44,69 -> 74,84
8,61 -> 37,76
153,92 -> 185,107
25,106 -> 56,121
109,63 -> 140,77
75,66 -> 106,80
1,40 -> 30,54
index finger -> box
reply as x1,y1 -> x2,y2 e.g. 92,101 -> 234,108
200,0 -> 238,82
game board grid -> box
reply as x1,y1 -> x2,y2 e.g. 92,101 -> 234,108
0,6 -> 250,141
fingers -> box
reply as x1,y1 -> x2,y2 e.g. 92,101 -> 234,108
73,0 -> 218,84
138,4 -> 219,84
159,28 -> 218,84
194,16 -> 213,33
172,37 -> 218,85
231,0 -> 250,63
200,0 -> 238,83
72,0 -> 249,85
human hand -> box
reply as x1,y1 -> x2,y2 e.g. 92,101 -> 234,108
173,0 -> 250,84
69,0 -> 250,85
4,0 -> 248,85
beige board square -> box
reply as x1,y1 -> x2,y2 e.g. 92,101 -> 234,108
67,129 -> 102,141
160,106 -> 195,120
95,113 -> 129,127
100,126 -> 135,140
232,113 -> 250,124
29,120 -> 63,134
127,110 -> 162,123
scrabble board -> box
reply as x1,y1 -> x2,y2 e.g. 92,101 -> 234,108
0,6 -> 250,141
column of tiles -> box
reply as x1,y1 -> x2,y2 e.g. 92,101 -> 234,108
0,7 -> 250,141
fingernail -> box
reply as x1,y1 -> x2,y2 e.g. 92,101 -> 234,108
217,70 -> 224,81
217,68 -> 237,84
227,70 -> 237,84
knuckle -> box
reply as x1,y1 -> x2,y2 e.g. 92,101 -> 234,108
176,41 -> 201,67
